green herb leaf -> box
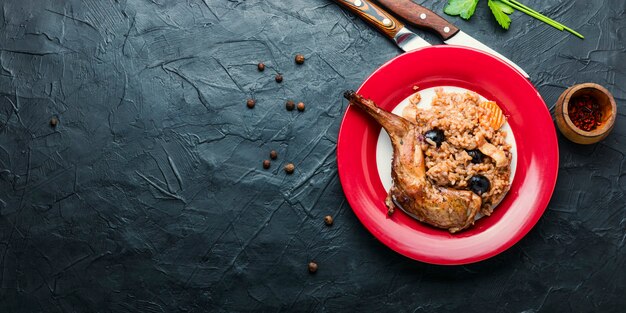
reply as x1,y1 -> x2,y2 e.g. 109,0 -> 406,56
494,0 -> 514,14
488,0 -> 514,29
444,0 -> 479,20
444,0 -> 583,38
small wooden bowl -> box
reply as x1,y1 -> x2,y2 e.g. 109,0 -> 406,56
554,83 -> 617,144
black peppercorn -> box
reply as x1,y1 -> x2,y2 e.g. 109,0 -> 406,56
275,74 -> 283,83
257,62 -> 265,71
262,160 -> 270,169
49,117 -> 58,127
297,102 -> 305,112
270,150 -> 278,160
247,99 -> 256,109
284,163 -> 295,174
295,54 -> 305,64
286,100 -> 295,111
308,261 -> 318,273
324,215 -> 333,226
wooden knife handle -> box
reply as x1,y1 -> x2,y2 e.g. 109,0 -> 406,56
375,0 -> 459,40
335,0 -> 404,40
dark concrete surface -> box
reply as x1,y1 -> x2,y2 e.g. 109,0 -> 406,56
0,0 -> 624,312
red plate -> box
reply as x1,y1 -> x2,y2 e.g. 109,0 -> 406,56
337,46 -> 558,265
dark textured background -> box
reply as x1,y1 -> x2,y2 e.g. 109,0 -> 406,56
0,0 -> 624,311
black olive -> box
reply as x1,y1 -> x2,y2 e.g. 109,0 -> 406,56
424,129 -> 445,147
467,149 -> 485,164
469,175 -> 490,195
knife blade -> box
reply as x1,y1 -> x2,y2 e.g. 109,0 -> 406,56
444,31 -> 529,78
333,0 -> 430,52
375,0 -> 530,78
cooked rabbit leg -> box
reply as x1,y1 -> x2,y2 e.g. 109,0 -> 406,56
344,91 -> 482,233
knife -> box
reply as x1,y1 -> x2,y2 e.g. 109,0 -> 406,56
334,0 -> 530,78
334,0 -> 431,52
375,0 -> 529,78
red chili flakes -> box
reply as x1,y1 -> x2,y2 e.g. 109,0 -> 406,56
568,95 -> 602,132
